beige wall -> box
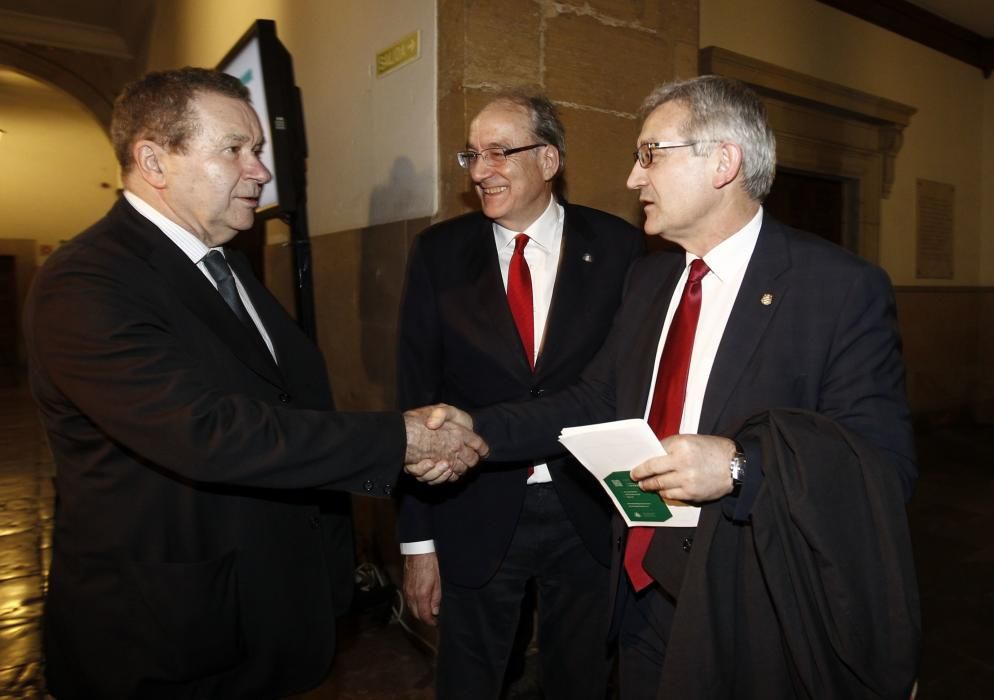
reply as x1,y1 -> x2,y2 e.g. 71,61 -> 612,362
701,0 -> 991,288
701,0 -> 993,423
0,69 -> 119,261
147,0 -> 438,235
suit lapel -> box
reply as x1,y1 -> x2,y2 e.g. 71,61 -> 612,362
537,205 -> 595,377
109,200 -> 285,390
147,242 -> 284,388
466,217 -> 535,377
698,218 -> 791,434
225,251 -> 290,365
617,254 -> 684,418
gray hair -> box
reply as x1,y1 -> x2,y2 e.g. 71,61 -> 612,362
641,75 -> 776,200
489,88 -> 567,181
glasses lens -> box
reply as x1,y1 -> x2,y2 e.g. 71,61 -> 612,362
636,145 -> 651,168
456,151 -> 475,168
483,148 -> 507,166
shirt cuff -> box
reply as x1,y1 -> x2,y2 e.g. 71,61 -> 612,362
400,539 -> 436,555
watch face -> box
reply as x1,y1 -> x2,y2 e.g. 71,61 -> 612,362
730,453 -> 746,484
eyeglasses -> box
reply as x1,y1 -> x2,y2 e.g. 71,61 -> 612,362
456,143 -> 547,169
633,142 -> 699,168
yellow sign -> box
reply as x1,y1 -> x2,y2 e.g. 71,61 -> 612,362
376,31 -> 421,77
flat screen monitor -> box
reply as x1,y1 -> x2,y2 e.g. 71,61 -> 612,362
217,19 -> 306,216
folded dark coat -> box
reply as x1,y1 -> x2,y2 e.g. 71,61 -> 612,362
658,409 -> 920,699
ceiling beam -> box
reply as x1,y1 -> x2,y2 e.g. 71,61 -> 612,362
816,0 -> 993,78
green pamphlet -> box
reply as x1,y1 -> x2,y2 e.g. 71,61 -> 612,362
604,471 -> 672,523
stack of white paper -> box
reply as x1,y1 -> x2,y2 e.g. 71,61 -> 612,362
558,419 -> 673,527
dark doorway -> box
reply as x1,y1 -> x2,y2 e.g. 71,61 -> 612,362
0,255 -> 17,387
764,168 -> 857,251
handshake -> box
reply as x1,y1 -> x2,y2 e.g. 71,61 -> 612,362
403,404 -> 486,485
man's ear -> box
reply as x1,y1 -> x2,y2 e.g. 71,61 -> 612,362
132,140 -> 169,188
712,141 -> 743,190
541,145 -> 561,183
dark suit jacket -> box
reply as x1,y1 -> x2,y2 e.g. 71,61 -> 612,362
397,203 -> 644,587
25,198 -> 404,699
474,213 -> 916,618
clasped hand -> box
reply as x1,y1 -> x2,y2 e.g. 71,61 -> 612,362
403,404 -> 484,484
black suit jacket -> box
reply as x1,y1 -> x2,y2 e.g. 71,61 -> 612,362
474,213 -> 916,607
397,203 -> 644,587
26,198 -> 404,698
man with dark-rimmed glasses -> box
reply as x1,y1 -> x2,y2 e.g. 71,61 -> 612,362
396,89 -> 643,699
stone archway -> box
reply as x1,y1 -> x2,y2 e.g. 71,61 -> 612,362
0,40 -> 143,132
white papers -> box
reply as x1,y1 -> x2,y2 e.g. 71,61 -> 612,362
558,419 -> 673,526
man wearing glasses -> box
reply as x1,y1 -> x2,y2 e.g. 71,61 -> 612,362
396,90 -> 643,699
440,75 -> 919,698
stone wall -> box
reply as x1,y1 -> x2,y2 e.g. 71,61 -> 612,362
437,0 -> 699,225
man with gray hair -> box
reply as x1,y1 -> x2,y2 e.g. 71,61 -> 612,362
397,89 -> 643,699
446,74 -> 920,698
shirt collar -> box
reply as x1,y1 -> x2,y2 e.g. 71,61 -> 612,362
493,195 -> 563,252
123,190 -> 215,264
690,206 -> 764,283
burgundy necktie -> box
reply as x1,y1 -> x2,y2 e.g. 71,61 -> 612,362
507,234 -> 535,371
624,258 -> 711,592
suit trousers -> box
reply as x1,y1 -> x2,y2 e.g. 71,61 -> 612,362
617,526 -> 694,700
617,582 -> 677,700
435,483 -> 611,700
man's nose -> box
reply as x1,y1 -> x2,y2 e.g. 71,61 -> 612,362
469,153 -> 494,180
626,160 -> 645,190
247,153 -> 272,184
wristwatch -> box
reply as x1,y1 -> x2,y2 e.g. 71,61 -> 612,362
729,444 -> 747,491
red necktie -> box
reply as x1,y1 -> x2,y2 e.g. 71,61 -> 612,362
624,258 -> 711,591
507,234 -> 535,371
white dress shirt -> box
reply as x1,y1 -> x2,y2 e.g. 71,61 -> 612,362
644,207 -> 763,527
123,190 -> 277,362
400,196 -> 564,556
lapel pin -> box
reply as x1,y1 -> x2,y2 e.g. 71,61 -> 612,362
760,292 -> 774,306
582,253 -> 594,263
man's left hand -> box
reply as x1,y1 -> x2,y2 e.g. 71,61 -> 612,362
630,434 -> 737,503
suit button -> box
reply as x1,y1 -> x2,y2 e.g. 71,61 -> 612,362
363,480 -> 375,493
530,387 -> 545,397
383,483 -> 393,496
278,393 -> 291,403
616,536 -> 623,552
309,515 -> 321,529
681,537 -> 693,553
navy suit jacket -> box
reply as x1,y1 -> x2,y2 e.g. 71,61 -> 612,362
26,197 -> 404,698
474,213 -> 915,601
397,203 -> 644,587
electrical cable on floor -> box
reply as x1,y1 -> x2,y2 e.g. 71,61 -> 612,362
354,561 -> 438,653
389,574 -> 438,654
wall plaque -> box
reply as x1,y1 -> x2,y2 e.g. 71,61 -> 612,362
916,179 -> 954,279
